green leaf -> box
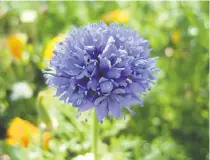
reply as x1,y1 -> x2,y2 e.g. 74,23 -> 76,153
36,92 -> 52,129
0,141 -> 27,160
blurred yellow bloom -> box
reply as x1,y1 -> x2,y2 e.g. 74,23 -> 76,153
42,132 -> 51,150
7,35 -> 24,59
101,9 -> 129,23
6,117 -> 51,149
172,30 -> 181,45
44,35 -> 65,60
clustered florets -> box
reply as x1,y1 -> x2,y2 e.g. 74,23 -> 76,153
45,21 -> 158,122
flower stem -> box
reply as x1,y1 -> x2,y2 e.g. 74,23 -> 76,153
92,109 -> 98,160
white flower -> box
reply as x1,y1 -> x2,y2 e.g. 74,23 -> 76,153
20,10 -> 37,23
28,151 -> 41,159
73,153 -> 94,160
10,82 -> 33,101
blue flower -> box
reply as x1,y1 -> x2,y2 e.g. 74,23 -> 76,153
44,21 -> 158,123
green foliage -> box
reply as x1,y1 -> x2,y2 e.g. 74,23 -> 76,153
0,1 -> 208,160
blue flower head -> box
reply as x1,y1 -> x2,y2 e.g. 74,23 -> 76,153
44,21 -> 158,123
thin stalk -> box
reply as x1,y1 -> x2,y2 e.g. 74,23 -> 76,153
92,109 -> 98,160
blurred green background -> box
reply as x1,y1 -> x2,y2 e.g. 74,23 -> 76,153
0,1 -> 208,160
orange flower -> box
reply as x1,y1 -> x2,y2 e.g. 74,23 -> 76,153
42,132 -> 51,150
171,30 -> 181,45
6,117 -> 51,149
8,35 -> 24,59
101,9 -> 129,23
44,35 -> 65,60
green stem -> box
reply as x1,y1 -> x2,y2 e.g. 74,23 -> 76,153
92,109 -> 98,160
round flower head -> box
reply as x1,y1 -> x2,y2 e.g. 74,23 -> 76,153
44,21 -> 158,123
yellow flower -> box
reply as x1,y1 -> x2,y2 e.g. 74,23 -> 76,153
44,35 -> 65,60
171,30 -> 181,45
101,9 -> 129,23
7,35 -> 24,59
42,132 -> 51,150
6,117 -> 51,149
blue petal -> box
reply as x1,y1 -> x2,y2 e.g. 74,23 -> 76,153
108,98 -> 121,118
105,68 -> 121,79
112,88 -> 126,94
122,67 -> 132,76
76,70 -> 87,79
84,46 -> 95,54
113,94 -> 124,103
91,67 -> 98,77
94,96 -> 106,106
100,81 -> 113,93
55,87 -> 67,97
96,100 -> 108,122
129,94 -> 143,105
51,77 -> 69,86
78,100 -> 94,112
99,57 -> 111,69
87,78 -> 98,91
87,63 -> 95,73
66,68 -> 81,76
128,82 -> 145,93
99,77 -> 108,83
74,46 -> 85,61
101,37 -> 117,57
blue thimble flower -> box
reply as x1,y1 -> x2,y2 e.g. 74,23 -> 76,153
44,21 -> 158,122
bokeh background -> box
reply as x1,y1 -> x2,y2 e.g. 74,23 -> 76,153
0,1 -> 209,160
